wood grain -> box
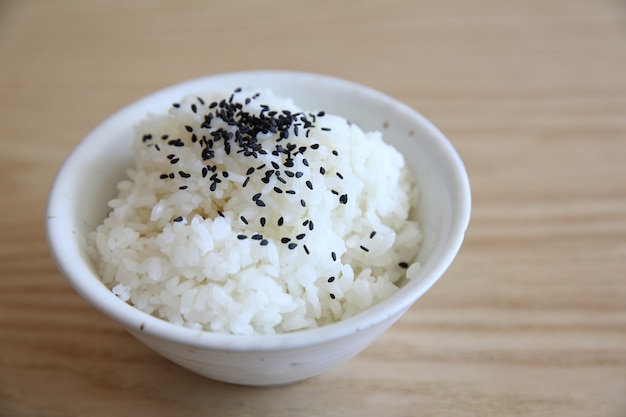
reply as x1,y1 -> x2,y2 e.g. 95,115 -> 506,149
1,0 -> 625,415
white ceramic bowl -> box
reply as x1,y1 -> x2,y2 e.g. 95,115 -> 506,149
46,70 -> 470,386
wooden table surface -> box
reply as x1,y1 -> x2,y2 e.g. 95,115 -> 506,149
1,0 -> 625,415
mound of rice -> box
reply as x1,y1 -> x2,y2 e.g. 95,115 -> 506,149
88,88 -> 422,335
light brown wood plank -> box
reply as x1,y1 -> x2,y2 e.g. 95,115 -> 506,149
1,0 -> 625,415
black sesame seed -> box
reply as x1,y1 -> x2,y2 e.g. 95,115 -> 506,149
288,243 -> 297,250
281,237 -> 291,244
327,276 -> 335,283
286,190 -> 296,195
173,216 -> 183,222
172,103 -> 180,108
201,148 -> 214,161
160,174 -> 169,179
303,245 -> 310,255
242,177 -> 250,187
331,190 -> 339,195
302,158 -> 309,167
210,182 -> 217,192
310,143 -> 320,149
300,199 -> 306,207
260,217 -> 266,227
330,293 -> 336,299
295,171 -> 303,178
331,252 -> 337,261
202,167 -> 208,178
170,158 -> 180,164
191,103 -> 197,113
370,231 -> 377,239
179,185 -> 188,190
277,176 -> 287,184
169,173 -> 175,179
217,210 -> 225,217
336,172 -> 344,179
332,150 -> 338,156
260,239 -> 269,246
256,199 -> 266,207
161,135 -> 169,140
185,125 -> 193,133
251,234 -> 263,240
296,233 -> 306,240
237,234 -> 247,240
360,245 -> 370,252
178,171 -> 191,178
399,262 -> 409,269
308,221 -> 314,231
142,134 -> 152,142
273,186 -> 283,194
240,216 -> 248,225
305,180 -> 313,190
271,161 -> 280,170
317,111 -> 325,117
278,217 -> 284,226
319,167 -> 326,175
154,144 -> 160,151
197,96 -> 205,105
339,194 -> 348,204
246,167 -> 255,175
321,127 -> 331,132
252,193 -> 262,201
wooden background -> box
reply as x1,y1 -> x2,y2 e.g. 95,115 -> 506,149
1,0 -> 625,415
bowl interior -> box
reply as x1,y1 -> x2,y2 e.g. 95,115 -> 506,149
47,71 -> 470,349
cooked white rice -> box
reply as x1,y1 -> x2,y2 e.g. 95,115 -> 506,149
88,88 -> 422,335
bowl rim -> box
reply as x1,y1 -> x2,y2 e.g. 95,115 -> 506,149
46,70 -> 471,351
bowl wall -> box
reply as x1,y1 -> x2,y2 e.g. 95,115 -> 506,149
129,307 -> 408,386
